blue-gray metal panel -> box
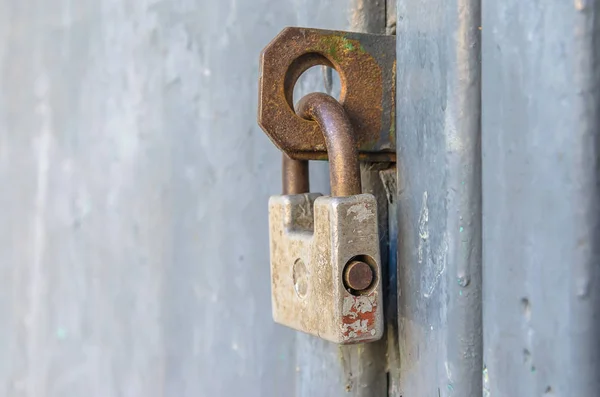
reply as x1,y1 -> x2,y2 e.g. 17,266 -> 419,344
482,1 -> 600,396
0,1 -> 345,396
395,0 -> 483,395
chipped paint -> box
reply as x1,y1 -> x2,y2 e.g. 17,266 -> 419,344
342,294 -> 376,316
346,202 -> 375,223
341,294 -> 378,341
417,191 -> 429,264
417,191 -> 449,298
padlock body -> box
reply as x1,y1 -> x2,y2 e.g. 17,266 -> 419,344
268,193 -> 383,344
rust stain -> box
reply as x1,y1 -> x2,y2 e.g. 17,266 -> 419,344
341,293 -> 378,341
258,27 -> 396,162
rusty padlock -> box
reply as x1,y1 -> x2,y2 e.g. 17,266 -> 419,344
268,93 -> 383,344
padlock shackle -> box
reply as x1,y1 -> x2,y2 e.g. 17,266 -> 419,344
296,93 -> 361,197
282,155 -> 309,194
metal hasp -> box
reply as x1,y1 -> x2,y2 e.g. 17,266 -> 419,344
267,93 -> 384,344
258,27 -> 396,162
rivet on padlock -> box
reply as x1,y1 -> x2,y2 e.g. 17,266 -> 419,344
268,92 -> 383,344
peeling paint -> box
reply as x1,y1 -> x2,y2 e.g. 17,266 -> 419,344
341,294 -> 378,341
418,191 -> 429,264
346,202 -> 374,223
342,294 -> 376,317
417,192 -> 449,298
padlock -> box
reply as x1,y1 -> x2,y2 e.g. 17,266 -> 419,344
268,92 -> 383,344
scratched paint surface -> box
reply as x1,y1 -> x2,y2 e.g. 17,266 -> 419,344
482,0 -> 600,395
396,0 -> 483,395
341,294 -> 378,340
0,0 -> 348,396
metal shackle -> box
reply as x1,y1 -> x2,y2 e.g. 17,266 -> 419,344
282,92 -> 362,197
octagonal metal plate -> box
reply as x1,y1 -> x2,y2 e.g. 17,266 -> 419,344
258,27 -> 396,162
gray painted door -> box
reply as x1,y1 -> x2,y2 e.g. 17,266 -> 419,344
396,0 -> 483,395
5,0 -> 598,395
482,1 -> 600,396
0,1 -> 351,396
395,0 -> 600,396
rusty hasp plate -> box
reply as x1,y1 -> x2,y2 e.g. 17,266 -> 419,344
258,27 -> 396,162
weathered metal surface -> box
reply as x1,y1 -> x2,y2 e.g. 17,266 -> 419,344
350,0 -> 386,34
271,91 -> 381,342
282,155 -> 310,195
268,92 -> 383,342
269,193 -> 383,343
379,166 -> 401,396
258,27 -> 396,161
296,93 -> 361,196
343,260 -> 374,292
386,0 -> 397,35
396,0 -> 483,395
0,0 -> 352,396
482,1 -> 600,396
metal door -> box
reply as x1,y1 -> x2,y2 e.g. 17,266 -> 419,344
2,0 -> 599,396
395,0 -> 600,396
0,0 -> 349,396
